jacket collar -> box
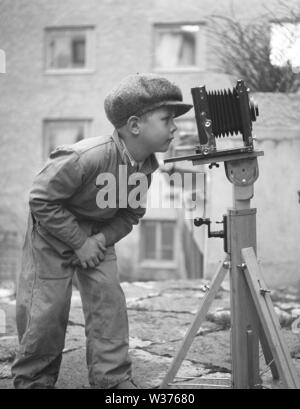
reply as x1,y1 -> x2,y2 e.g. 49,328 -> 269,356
112,130 -> 159,175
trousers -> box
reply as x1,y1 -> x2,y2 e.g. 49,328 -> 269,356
11,216 -> 132,389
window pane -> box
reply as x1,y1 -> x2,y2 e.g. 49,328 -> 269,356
72,37 -> 86,66
49,33 -> 71,68
179,32 -> 196,65
161,221 -> 175,260
155,26 -> 198,69
143,221 -> 157,259
44,120 -> 90,158
270,23 -> 300,69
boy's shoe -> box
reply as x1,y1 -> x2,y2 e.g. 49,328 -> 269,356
114,379 -> 139,389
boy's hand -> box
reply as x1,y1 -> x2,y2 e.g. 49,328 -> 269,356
74,236 -> 107,269
92,232 -> 106,249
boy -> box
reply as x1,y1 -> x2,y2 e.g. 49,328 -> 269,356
11,73 -> 192,389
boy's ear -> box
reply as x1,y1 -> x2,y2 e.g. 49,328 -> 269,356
127,116 -> 140,135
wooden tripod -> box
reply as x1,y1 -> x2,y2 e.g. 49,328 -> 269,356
160,152 -> 300,389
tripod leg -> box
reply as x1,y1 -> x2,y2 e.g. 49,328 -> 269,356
228,207 -> 260,388
259,323 -> 279,380
242,247 -> 300,389
160,258 -> 229,389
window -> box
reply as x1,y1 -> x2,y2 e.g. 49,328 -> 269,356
153,23 -> 205,71
43,119 -> 91,159
270,22 -> 300,71
141,220 -> 176,261
45,27 -> 95,72
0,230 -> 19,282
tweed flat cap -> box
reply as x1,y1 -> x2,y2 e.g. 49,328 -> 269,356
104,73 -> 193,128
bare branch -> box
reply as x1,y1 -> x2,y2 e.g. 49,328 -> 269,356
207,3 -> 300,93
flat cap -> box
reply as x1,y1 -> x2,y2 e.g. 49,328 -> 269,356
104,73 -> 193,128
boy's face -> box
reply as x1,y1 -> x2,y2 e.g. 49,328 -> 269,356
138,106 -> 177,153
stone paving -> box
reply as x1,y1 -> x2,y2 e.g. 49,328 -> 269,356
0,279 -> 300,389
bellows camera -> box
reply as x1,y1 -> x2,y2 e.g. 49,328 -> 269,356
165,79 -> 259,164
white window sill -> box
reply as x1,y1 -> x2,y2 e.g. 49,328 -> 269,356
139,260 -> 176,270
45,68 -> 95,75
153,67 -> 204,74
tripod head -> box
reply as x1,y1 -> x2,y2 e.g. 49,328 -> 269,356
165,80 -> 261,166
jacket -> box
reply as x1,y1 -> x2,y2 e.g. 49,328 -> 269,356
29,130 -> 159,250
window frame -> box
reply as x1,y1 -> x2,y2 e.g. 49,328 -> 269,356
42,118 -> 92,160
152,22 -> 206,72
44,25 -> 96,75
140,219 -> 177,266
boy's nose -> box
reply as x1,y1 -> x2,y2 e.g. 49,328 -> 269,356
170,119 -> 177,133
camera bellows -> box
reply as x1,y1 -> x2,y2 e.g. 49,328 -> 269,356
191,80 -> 259,150
207,89 -> 242,137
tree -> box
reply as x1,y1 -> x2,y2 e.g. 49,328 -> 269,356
209,1 -> 300,92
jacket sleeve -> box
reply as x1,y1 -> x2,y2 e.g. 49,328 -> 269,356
29,149 -> 88,250
99,173 -> 151,246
